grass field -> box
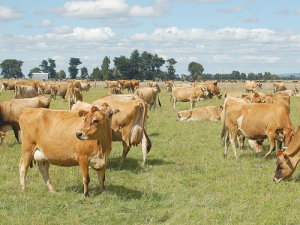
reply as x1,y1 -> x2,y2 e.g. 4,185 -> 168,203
1,82 -> 300,224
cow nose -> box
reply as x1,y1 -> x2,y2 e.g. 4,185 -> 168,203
76,131 -> 83,139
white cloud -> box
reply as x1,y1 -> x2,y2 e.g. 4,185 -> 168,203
0,6 -> 23,22
42,0 -> 168,19
242,56 -> 280,63
243,17 -> 259,23
48,26 -> 73,34
213,54 -> 232,63
217,5 -> 244,13
40,19 -> 52,27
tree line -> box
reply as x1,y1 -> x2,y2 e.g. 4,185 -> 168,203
0,49 -> 298,81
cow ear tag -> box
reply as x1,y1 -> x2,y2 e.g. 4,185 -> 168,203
82,116 -> 85,121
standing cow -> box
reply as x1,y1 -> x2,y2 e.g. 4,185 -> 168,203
244,80 -> 262,93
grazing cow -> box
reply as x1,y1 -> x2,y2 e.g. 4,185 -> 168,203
273,126 -> 300,183
18,104 -> 114,196
195,83 -> 221,99
15,85 -> 39,99
135,87 -> 161,111
119,80 -> 133,93
65,87 -> 83,110
131,80 -> 140,91
0,81 -> 17,94
172,86 -> 210,109
50,84 -> 69,100
0,96 -> 50,143
37,82 -> 51,95
148,82 -> 161,93
273,82 -> 287,93
108,87 -> 123,95
221,101 -> 294,159
244,80 -> 262,93
178,106 -> 223,121
105,80 -> 119,89
277,89 -> 298,97
73,95 -> 151,166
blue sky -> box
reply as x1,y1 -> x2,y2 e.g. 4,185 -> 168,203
0,0 -> 300,77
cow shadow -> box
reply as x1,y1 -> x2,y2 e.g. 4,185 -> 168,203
107,157 -> 170,173
149,131 -> 160,137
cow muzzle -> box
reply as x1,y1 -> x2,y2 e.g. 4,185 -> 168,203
76,131 -> 87,140
273,177 -> 282,183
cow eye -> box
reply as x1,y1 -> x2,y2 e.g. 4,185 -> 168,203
92,119 -> 99,124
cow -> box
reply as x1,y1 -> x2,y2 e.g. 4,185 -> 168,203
263,94 -> 290,113
14,84 -> 39,99
135,87 -> 161,111
277,89 -> 298,97
80,81 -> 91,92
0,81 -> 17,95
50,84 -> 69,100
65,87 -> 83,110
73,95 -> 151,166
165,81 -> 174,101
273,83 -> 287,93
131,80 -> 140,92
69,80 -> 82,91
221,101 -> 294,159
18,104 -> 114,196
244,80 -> 262,93
108,87 -> 123,95
273,126 -> 300,183
37,82 -> 51,95
172,86 -> 210,109
178,106 -> 223,122
105,80 -> 119,89
194,83 -> 221,99
148,82 -> 161,93
0,96 -> 50,143
119,80 -> 133,93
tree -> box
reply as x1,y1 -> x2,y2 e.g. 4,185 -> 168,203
152,54 -> 165,80
165,58 -> 177,80
113,56 -> 132,79
58,70 -> 66,79
101,56 -> 113,80
28,67 -> 41,79
90,67 -> 102,80
188,61 -> 204,81
39,60 -> 48,73
130,49 -> 141,79
48,58 -> 57,79
68,58 -> 82,79
0,59 -> 24,78
80,67 -> 89,79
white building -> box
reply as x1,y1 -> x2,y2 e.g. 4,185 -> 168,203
32,73 -> 48,81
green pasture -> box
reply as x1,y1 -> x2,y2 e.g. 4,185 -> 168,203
1,85 -> 300,224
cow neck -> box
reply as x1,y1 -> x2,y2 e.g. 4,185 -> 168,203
96,123 -> 112,155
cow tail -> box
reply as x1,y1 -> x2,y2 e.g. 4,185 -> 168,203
158,94 -> 161,107
140,99 -> 152,153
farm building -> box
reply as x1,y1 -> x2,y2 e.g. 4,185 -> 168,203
32,73 -> 48,81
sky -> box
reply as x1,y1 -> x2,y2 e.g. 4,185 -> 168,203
0,0 -> 300,78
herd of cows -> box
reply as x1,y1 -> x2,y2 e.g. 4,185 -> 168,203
1,78 -> 300,196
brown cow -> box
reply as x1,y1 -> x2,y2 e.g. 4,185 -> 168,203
172,86 -> 210,109
50,84 -> 69,100
221,101 -> 294,159
15,84 -> 39,99
148,82 -> 161,93
131,80 -> 140,92
108,87 -> 123,95
105,80 -> 119,89
135,87 -> 161,111
119,80 -> 133,93
72,95 -> 151,166
0,96 -> 50,143
0,81 -> 17,94
273,82 -> 286,93
273,126 -> 300,183
264,94 -> 290,113
244,80 -> 262,93
18,104 -> 114,196
178,106 -> 223,121
65,87 -> 83,110
195,83 -> 221,99
80,81 -> 91,91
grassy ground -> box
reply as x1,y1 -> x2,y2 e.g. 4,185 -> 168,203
1,83 -> 300,224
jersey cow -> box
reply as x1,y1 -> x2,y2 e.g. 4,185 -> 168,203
135,87 -> 161,111
194,83 -> 221,99
15,84 -> 39,99
178,106 -> 223,121
18,104 -> 114,196
0,96 -> 50,143
50,84 -> 69,100
273,127 -> 300,183
65,87 -> 83,110
273,82 -> 286,93
221,101 -> 294,159
0,81 -> 17,95
172,86 -> 210,109
244,80 -> 262,93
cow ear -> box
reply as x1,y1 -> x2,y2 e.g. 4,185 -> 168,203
78,110 -> 89,118
91,106 -> 100,113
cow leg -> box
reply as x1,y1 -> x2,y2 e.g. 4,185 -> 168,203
223,133 -> 230,158
265,136 -> 276,157
19,148 -> 33,192
38,161 -> 55,193
191,100 -> 194,109
277,140 -> 283,151
96,168 -> 106,193
13,126 -> 20,144
230,134 -> 239,159
118,141 -> 131,168
79,162 -> 90,197
173,97 -> 177,109
237,135 -> 245,150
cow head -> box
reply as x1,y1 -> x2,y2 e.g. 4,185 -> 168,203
273,149 -> 294,183
76,103 -> 114,141
257,83 -> 262,90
